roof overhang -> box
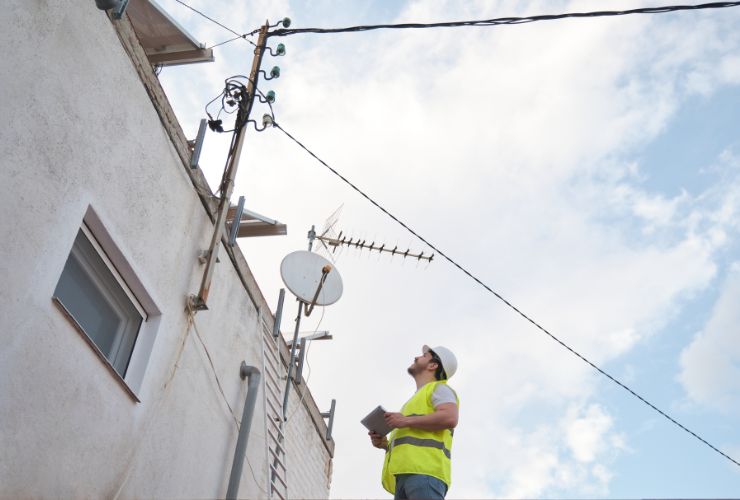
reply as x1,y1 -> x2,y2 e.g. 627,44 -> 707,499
127,0 -> 214,66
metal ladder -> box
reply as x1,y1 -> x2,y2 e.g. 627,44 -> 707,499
261,316 -> 289,499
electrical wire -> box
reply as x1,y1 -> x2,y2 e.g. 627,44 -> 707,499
209,34 -> 252,50
172,0 -> 258,49
272,122 -> 740,469
268,2 -> 740,37
174,0 -> 240,37
189,307 -> 240,428
187,307 -> 268,494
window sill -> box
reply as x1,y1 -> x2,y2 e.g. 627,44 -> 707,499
52,297 -> 141,403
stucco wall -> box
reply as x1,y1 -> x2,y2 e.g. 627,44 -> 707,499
0,1 -> 331,498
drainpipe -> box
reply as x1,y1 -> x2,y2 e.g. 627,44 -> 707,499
226,362 -> 261,500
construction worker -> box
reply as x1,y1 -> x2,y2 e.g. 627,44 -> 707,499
369,345 -> 459,499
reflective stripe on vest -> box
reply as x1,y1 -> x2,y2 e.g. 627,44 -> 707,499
392,436 -> 452,459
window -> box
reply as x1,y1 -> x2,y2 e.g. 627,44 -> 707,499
53,224 -> 145,378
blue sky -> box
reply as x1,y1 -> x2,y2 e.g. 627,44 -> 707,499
156,1 -> 740,497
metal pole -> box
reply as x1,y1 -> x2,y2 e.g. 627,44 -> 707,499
282,300 -> 303,419
281,226 -> 319,417
191,23 -> 270,310
307,225 -> 316,251
226,362 -> 262,500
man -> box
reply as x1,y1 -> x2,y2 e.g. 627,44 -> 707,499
369,345 -> 459,500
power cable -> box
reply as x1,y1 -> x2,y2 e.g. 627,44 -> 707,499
189,308 -> 240,428
174,0 -> 240,37
187,307 -> 268,494
272,121 -> 740,469
268,2 -> 740,37
172,0 -> 258,49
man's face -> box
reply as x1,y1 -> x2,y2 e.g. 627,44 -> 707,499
407,350 -> 436,376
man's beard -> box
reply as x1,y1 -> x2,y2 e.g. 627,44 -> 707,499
407,364 -> 420,376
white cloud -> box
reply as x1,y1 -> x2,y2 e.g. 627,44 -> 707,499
564,404 -> 621,464
679,263 -> 740,412
450,404 -> 622,498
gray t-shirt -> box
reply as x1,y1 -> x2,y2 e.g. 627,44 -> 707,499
431,384 -> 458,408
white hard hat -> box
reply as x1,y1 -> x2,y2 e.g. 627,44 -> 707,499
423,345 -> 457,379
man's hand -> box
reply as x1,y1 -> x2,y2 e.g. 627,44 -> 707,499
368,431 -> 388,450
384,412 -> 410,429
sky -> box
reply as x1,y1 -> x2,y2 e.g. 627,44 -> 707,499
155,1 -> 740,497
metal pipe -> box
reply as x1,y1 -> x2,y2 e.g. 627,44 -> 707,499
282,301 -> 303,419
226,362 -> 262,500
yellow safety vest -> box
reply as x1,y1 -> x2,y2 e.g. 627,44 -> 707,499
381,380 -> 458,494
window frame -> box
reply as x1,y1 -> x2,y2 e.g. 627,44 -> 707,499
52,206 -> 161,402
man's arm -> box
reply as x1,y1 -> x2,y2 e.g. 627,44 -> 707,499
384,403 -> 458,432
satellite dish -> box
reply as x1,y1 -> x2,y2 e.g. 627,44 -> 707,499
280,251 -> 343,306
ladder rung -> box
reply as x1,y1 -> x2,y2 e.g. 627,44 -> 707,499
264,365 -> 282,386
263,349 -> 281,366
267,426 -> 285,444
266,415 -> 285,435
263,365 -> 281,385
268,443 -> 286,461
263,338 -> 280,357
270,484 -> 287,500
265,358 -> 285,377
264,381 -> 281,404
268,448 -> 287,470
265,395 -> 282,417
262,331 -> 279,349
263,350 -> 281,371
270,464 -> 288,488
265,374 -> 284,402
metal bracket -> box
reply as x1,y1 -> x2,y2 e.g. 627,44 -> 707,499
112,0 -> 130,19
228,196 -> 246,246
286,331 -> 331,348
320,399 -> 336,441
304,265 -> 332,317
190,118 -> 208,170
197,250 -> 219,265
272,288 -> 285,339
295,338 -> 307,385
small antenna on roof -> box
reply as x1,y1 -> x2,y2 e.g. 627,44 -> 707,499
316,232 -> 434,262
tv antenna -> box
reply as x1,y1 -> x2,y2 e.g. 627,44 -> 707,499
316,232 -> 434,262
312,206 -> 434,263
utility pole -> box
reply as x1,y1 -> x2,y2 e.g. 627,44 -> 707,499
190,22 -> 270,311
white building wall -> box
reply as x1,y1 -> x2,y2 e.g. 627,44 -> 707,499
284,387 -> 335,498
0,1 -> 332,498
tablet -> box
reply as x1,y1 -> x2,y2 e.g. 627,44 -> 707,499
361,405 -> 393,436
